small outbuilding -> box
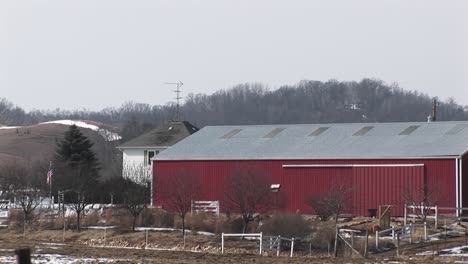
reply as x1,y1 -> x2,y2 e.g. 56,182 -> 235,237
153,121 -> 468,216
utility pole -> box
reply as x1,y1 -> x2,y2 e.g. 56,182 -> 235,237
164,81 -> 183,121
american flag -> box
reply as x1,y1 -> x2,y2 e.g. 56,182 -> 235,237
46,162 -> 53,186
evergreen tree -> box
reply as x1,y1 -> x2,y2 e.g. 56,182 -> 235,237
55,125 -> 100,231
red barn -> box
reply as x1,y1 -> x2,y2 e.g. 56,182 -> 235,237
153,122 -> 468,216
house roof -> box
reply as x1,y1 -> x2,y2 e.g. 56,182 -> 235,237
155,121 -> 468,160
118,121 -> 199,149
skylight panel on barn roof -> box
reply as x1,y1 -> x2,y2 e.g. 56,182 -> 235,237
221,129 -> 242,139
309,127 -> 329,136
352,126 -> 374,136
399,125 -> 420,135
263,128 -> 285,138
446,124 -> 468,135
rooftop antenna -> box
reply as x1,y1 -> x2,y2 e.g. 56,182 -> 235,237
164,81 -> 183,121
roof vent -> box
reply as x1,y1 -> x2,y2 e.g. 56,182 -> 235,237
446,124 -> 468,135
263,128 -> 285,138
353,126 -> 374,136
221,129 -> 242,139
399,125 -> 419,135
309,127 -> 329,136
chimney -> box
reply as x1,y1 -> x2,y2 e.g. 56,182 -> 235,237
431,98 -> 437,122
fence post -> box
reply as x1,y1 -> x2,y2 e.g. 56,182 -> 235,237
409,223 -> 412,244
221,233 -> 224,254
396,233 -> 400,256
364,230 -> 369,258
145,230 -> 148,249
391,225 -> 395,241
259,232 -> 263,255
15,248 -> 31,264
404,204 -> 407,226
290,238 -> 294,257
277,236 -> 281,256
424,222 -> 427,241
435,206 -> 438,230
333,228 -> 339,257
375,231 -> 379,249
351,232 -> 355,247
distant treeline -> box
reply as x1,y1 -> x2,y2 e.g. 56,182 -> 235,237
1,79 -> 467,141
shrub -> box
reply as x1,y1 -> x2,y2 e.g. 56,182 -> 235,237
311,222 -> 335,249
259,214 -> 311,239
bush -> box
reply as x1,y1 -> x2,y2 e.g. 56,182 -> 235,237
311,222 -> 335,249
259,214 -> 311,239
307,196 -> 332,221
152,209 -> 174,228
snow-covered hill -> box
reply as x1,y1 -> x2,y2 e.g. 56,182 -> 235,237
0,120 -> 121,141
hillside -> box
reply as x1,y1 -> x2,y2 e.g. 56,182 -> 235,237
0,120 -> 122,180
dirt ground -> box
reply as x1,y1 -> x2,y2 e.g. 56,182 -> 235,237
1,228 -> 468,263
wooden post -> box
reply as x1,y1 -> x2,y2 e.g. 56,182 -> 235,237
424,222 -> 427,241
15,248 -> 31,264
409,223 -> 412,244
351,232 -> 355,247
375,231 -> 379,249
435,206 -> 438,230
391,225 -> 395,241
396,233 -> 400,256
333,227 -> 339,257
364,230 -> 369,258
145,230 -> 148,249
404,204 -> 407,226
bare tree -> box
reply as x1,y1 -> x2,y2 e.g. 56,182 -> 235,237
63,165 -> 97,232
402,182 -> 445,222
223,168 -> 271,234
117,163 -> 152,231
307,181 -> 354,223
161,172 -> 201,247
0,160 -> 48,222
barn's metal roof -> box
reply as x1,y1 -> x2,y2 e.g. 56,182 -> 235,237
154,121 -> 468,160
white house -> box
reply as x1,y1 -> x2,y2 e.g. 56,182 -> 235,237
117,121 -> 199,183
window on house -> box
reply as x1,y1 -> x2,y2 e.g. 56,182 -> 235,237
144,150 -> 160,166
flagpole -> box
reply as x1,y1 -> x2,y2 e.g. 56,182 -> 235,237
48,161 -> 52,203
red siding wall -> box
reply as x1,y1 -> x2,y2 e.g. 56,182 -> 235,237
153,159 -> 456,216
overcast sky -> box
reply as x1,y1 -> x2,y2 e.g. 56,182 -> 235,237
1,0 -> 467,111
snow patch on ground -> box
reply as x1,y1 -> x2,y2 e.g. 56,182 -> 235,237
0,254 -> 130,263
418,245 -> 468,256
134,227 -> 215,236
0,126 -> 17,130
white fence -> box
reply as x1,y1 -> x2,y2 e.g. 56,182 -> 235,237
221,233 -> 263,254
375,222 -> 427,249
404,204 -> 468,229
221,232 -> 297,257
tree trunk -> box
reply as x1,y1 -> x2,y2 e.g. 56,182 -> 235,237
182,215 -> 186,248
132,215 -> 137,232
77,211 -> 81,232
